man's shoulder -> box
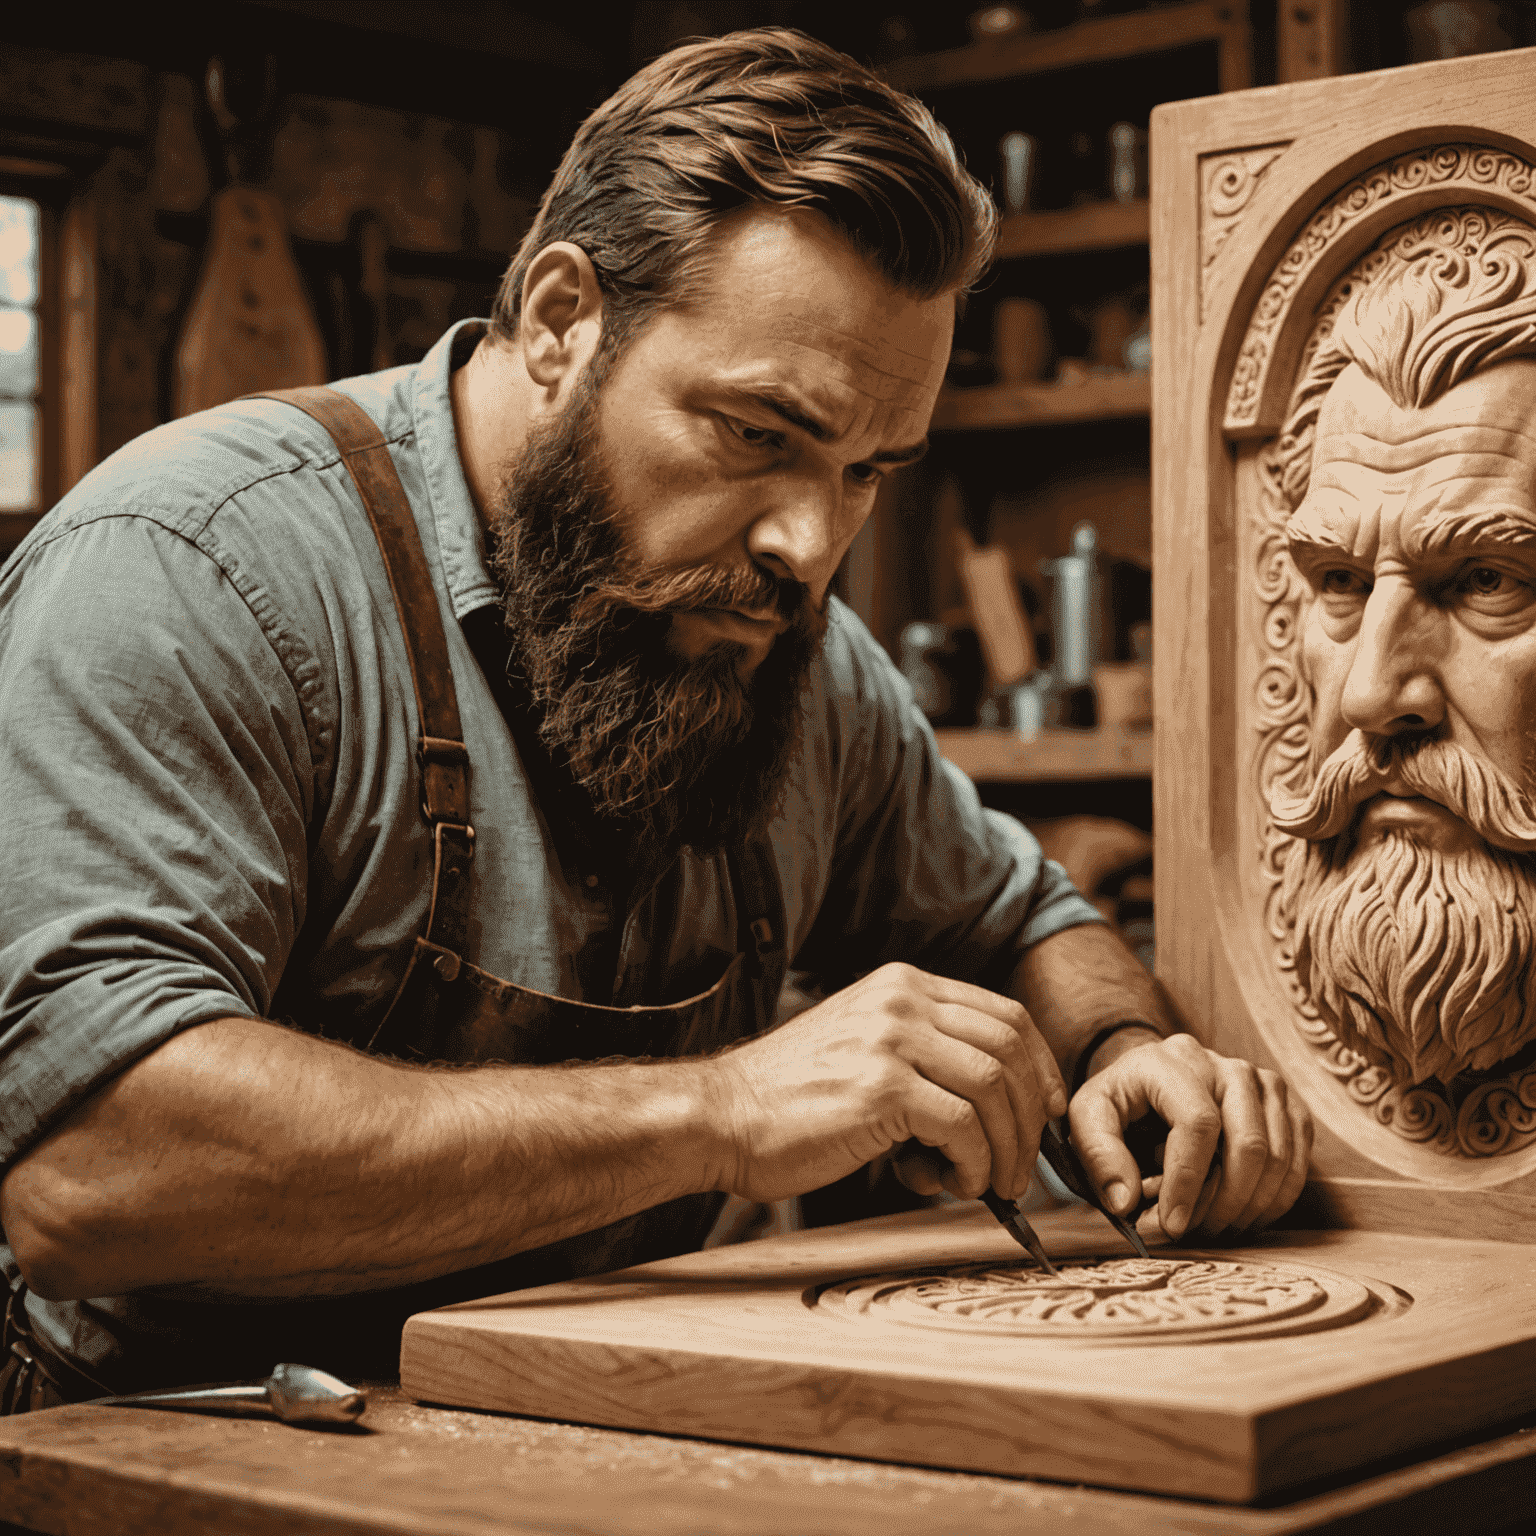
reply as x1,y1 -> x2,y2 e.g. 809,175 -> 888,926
18,366 -> 420,557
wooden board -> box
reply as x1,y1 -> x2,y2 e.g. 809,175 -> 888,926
5,1385 -> 1535,1536
1150,44 -> 1536,1237
400,1203 -> 1536,1505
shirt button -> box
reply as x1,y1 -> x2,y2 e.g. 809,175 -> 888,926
584,874 -> 599,888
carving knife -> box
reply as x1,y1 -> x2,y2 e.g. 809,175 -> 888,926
86,1362 -> 366,1426
979,1187 -> 1061,1275
1038,1120 -> 1152,1259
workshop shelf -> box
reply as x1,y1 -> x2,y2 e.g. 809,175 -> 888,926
931,370 -> 1151,431
935,726 -> 1152,782
883,2 -> 1249,93
995,199 -> 1150,259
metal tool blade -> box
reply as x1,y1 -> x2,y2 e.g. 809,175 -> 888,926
88,1363 -> 366,1425
979,1187 -> 1061,1275
1038,1122 -> 1152,1260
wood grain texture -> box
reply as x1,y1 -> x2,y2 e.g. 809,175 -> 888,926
1151,44 -> 1536,1233
399,1203 -> 1536,1505
3,1386 -> 1533,1536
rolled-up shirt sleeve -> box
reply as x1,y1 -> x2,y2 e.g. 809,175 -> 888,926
794,608 -> 1104,991
0,510 -> 313,1171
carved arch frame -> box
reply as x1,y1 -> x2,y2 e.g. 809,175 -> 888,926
1204,135 -> 1536,1187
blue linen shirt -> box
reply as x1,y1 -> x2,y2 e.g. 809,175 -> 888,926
0,318 -> 1100,1382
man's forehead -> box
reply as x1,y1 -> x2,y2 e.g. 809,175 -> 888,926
757,313 -> 948,409
1289,361 -> 1536,550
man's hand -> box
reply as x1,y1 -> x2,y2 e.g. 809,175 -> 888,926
705,963 -> 1066,1206
1069,1033 -> 1313,1241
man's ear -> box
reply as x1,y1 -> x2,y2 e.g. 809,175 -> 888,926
518,241 -> 605,395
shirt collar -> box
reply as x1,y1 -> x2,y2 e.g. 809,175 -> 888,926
410,316 -> 501,621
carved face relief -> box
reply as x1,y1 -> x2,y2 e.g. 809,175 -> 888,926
1278,360 -> 1536,1086
814,1258 -> 1380,1344
1251,206 -> 1536,1154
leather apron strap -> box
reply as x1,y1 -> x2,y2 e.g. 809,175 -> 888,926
247,388 -> 475,964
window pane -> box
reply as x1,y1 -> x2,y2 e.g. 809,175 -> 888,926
0,400 -> 37,511
0,307 -> 37,398
0,197 -> 39,308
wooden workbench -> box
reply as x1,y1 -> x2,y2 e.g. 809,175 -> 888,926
2,1382 -> 1532,1534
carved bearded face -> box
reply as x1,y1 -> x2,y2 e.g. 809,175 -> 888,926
1276,357 -> 1536,1086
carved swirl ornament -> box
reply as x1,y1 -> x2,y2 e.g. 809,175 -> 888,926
1199,143 -> 1288,318
815,1257 -> 1376,1344
1226,145 -> 1536,431
1247,169 -> 1536,1157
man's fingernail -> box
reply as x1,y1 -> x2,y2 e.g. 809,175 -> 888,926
1167,1204 -> 1191,1238
1105,1181 -> 1128,1212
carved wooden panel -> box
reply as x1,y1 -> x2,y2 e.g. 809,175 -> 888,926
1198,143 -> 1288,318
401,1202 -> 1536,1503
813,1255 -> 1376,1342
1152,44 -> 1536,1236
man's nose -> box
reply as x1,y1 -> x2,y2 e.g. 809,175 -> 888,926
1340,576 -> 1446,736
746,477 -> 855,596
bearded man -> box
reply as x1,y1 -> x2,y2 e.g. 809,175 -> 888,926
0,29 -> 1309,1413
1271,207 -> 1536,1090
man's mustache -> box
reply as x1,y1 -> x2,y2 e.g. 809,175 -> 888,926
1271,729 -> 1536,853
575,559 -> 809,627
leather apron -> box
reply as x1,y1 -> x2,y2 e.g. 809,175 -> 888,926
258,387 -> 789,1361
0,385 -> 790,1405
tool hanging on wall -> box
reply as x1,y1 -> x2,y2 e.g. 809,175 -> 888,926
172,54 -> 327,418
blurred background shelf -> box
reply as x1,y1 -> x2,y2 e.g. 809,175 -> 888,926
884,1 -> 1250,92
932,371 -> 1150,430
935,727 -> 1153,782
996,198 -> 1149,258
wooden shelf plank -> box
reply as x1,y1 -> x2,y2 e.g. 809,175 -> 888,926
885,2 -> 1240,91
996,199 -> 1149,258
933,371 -> 1150,430
935,726 -> 1153,782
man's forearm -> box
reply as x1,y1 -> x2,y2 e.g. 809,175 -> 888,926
1009,922 -> 1178,1090
0,1016 -> 727,1302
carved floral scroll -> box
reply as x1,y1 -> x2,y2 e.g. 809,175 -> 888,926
1199,143 -> 1288,319
1224,144 -> 1536,436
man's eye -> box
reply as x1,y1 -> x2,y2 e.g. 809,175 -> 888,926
1320,568 -> 1369,597
727,419 -> 781,450
847,462 -> 881,486
1454,563 -> 1533,614
1464,566 -> 1507,595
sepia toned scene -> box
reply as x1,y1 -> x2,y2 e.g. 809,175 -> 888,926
1,4 -> 1534,1533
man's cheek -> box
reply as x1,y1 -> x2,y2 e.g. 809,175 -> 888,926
1299,611 -> 1354,759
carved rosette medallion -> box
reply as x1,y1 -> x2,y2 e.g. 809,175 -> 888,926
1199,143 -> 1289,319
1224,144 -> 1536,433
1249,193 -> 1536,1157
814,1257 -> 1376,1345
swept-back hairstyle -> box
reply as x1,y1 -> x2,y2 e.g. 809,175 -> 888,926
489,27 -> 996,353
1273,207 -> 1536,513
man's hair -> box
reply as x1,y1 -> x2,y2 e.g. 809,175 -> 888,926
489,26 -> 996,352
1273,206 -> 1536,512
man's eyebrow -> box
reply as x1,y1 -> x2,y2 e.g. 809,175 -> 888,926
1407,504 -> 1536,556
872,438 -> 930,467
723,386 -> 929,465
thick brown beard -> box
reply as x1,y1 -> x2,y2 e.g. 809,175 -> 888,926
486,363 -> 827,857
1284,829 -> 1536,1085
